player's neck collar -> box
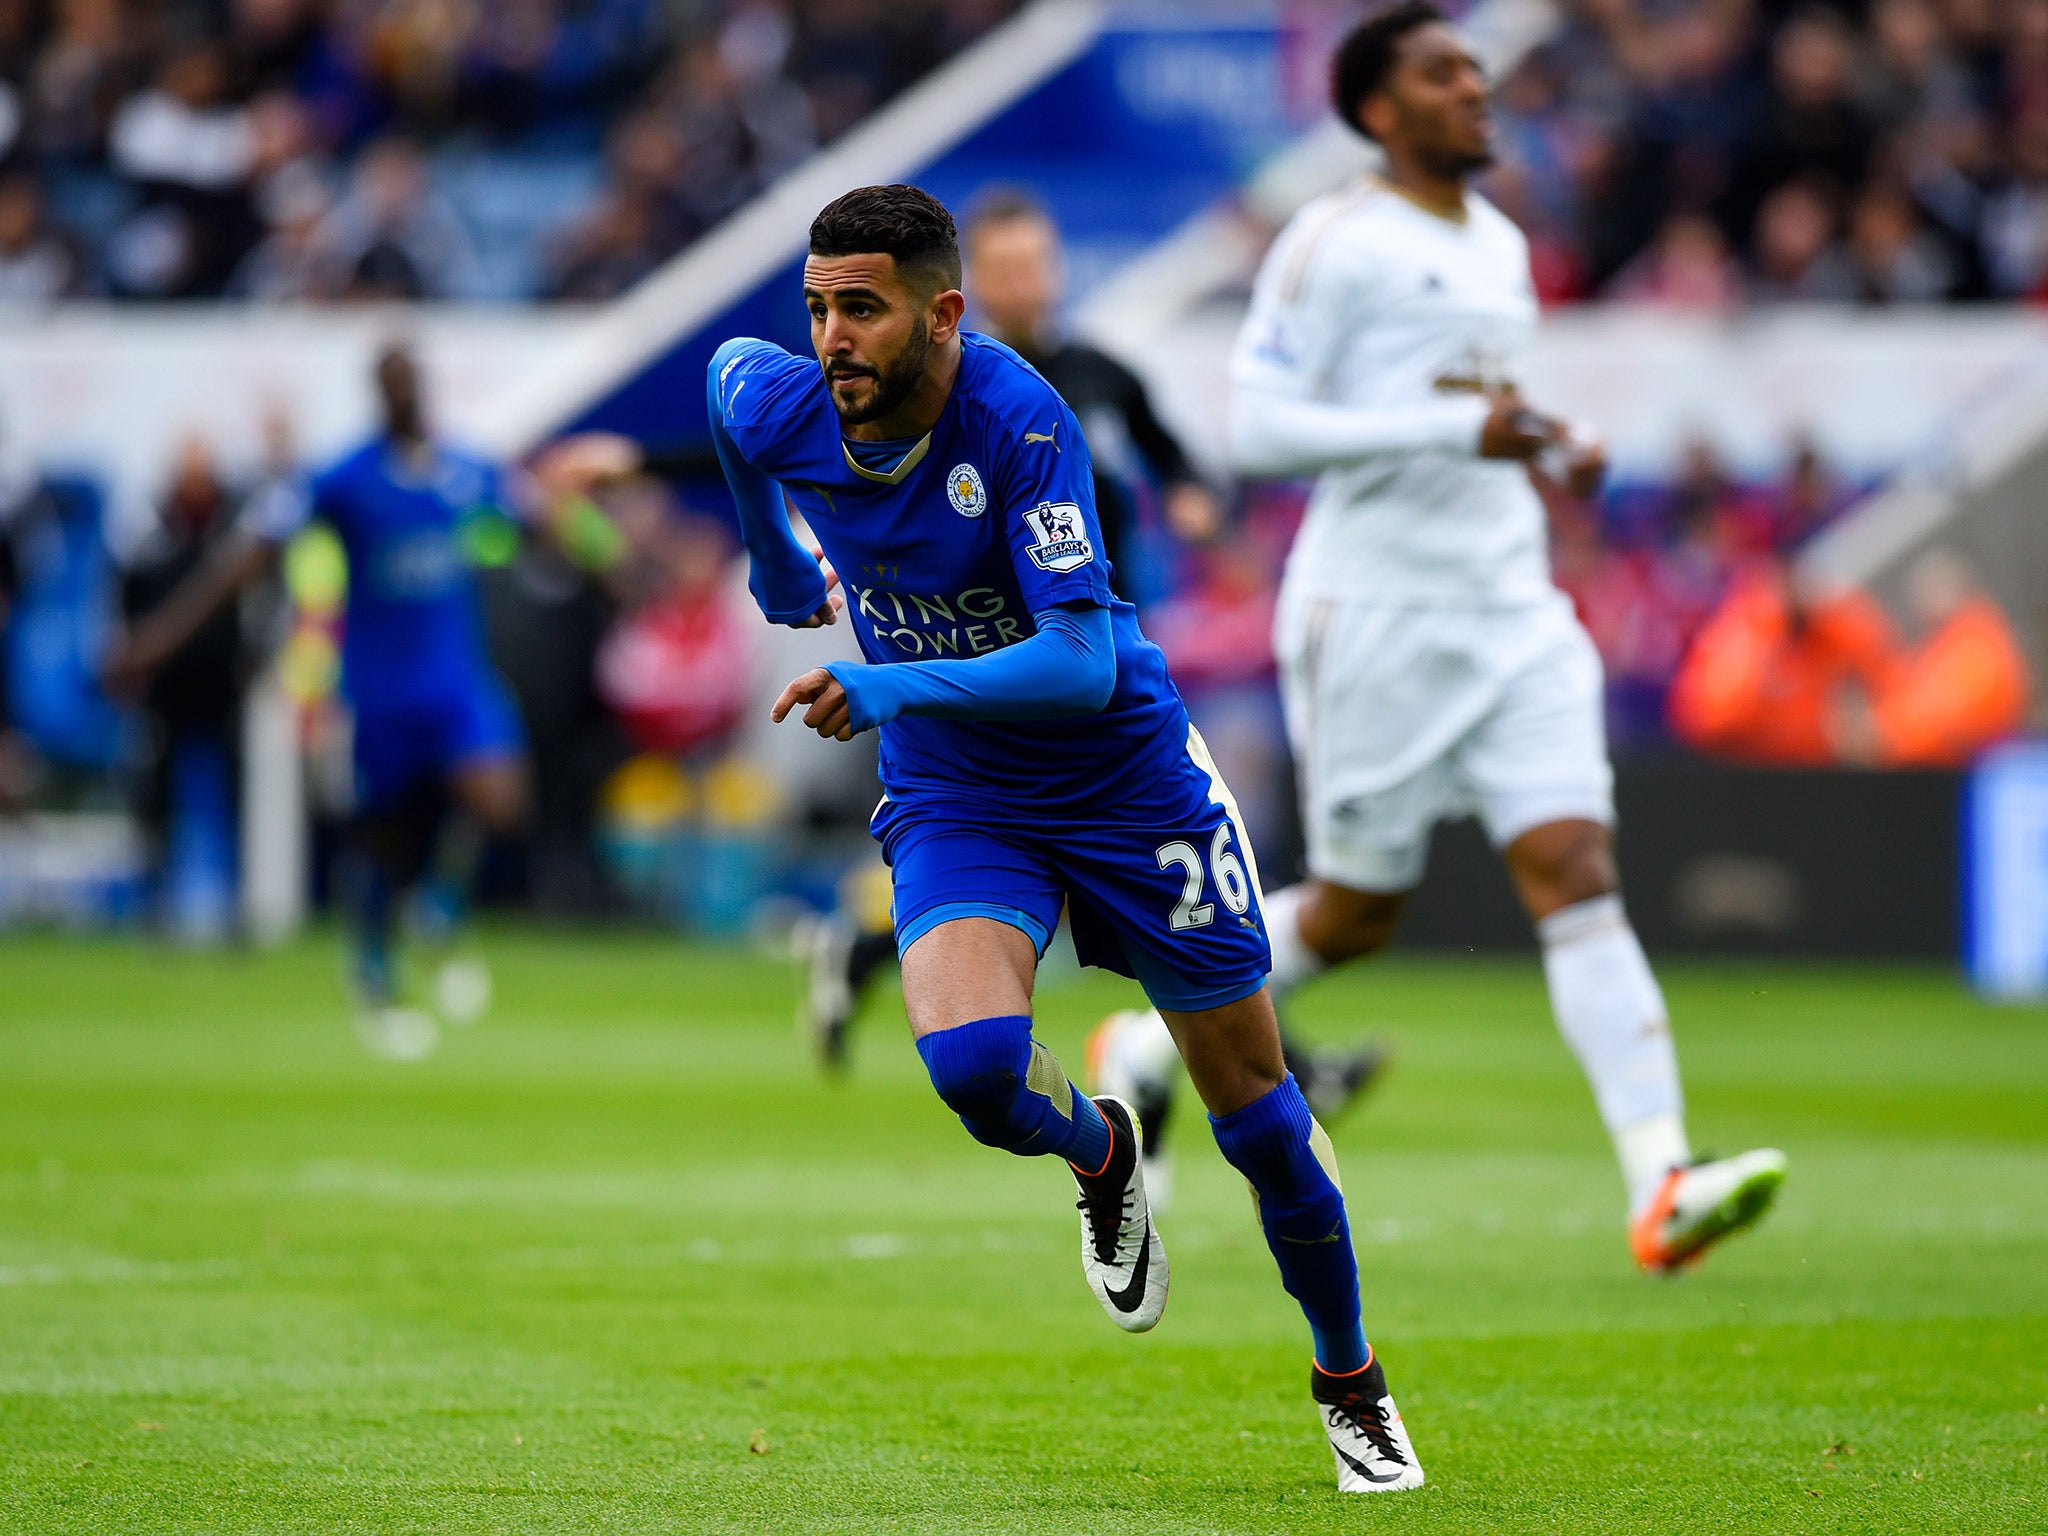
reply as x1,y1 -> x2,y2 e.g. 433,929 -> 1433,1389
840,431 -> 932,485
1373,173 -> 1469,225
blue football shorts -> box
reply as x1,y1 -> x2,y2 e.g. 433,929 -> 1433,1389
873,731 -> 1273,1013
350,675 -> 525,813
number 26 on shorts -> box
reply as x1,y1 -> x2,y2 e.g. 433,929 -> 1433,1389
1157,823 -> 1252,931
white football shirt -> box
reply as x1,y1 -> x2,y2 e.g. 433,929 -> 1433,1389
1231,180 -> 1551,607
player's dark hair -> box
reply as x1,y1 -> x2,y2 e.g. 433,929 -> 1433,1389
809,184 -> 963,293
1331,0 -> 1448,141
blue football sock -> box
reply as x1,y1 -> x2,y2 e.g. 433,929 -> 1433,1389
337,846 -> 396,1007
418,813 -> 485,947
1210,1073 -> 1370,1373
917,1014 -> 1113,1171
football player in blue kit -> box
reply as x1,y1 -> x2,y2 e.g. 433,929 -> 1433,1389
710,184 -> 1424,1494
110,346 -> 576,1059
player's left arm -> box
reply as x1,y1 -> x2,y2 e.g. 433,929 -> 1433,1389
774,602 -> 1115,740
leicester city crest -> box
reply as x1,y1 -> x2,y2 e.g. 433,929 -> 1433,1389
946,463 -> 987,518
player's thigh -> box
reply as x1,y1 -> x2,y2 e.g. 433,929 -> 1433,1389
442,680 -> 530,832
1458,603 -> 1615,851
899,918 -> 1038,1038
351,703 -> 438,818
875,803 -> 1065,1038
1054,734 -> 1272,1018
1277,602 -> 1479,894
1157,986 -> 1286,1118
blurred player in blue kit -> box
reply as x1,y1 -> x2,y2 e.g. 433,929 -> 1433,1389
711,184 -> 1424,1494
111,346 -> 622,1059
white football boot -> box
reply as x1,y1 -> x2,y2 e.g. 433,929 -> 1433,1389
1084,1010 -> 1183,1211
354,1005 -> 440,1062
432,954 -> 493,1026
1312,1356 -> 1426,1493
1630,1148 -> 1789,1272
797,915 -> 857,1071
1071,1095 -> 1168,1332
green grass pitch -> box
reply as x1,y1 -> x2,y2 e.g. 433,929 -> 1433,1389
1,931 -> 2044,1533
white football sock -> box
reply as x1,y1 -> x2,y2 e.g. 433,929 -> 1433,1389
1117,1008 -> 1182,1086
1536,894 -> 1690,1214
1614,1112 -> 1691,1216
1264,884 -> 1330,1003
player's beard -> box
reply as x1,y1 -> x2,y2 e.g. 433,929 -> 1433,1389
824,317 -> 931,426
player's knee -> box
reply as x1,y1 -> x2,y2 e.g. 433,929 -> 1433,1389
1509,821 -> 1616,914
1306,887 -> 1405,964
916,1014 -> 1039,1149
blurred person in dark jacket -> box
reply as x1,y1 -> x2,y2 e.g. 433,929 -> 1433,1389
117,435 -> 273,935
963,188 -> 1223,591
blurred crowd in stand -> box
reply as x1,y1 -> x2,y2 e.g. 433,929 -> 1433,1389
0,0 -> 1021,302
8,0 -> 2048,306
1488,0 -> 2048,302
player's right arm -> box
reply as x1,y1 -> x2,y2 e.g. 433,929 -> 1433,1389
707,339 -> 838,629
1227,210 -> 1551,478
101,475 -> 307,692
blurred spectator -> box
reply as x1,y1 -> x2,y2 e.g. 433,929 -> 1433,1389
1844,175 -> 1958,300
0,170 -> 84,301
1730,8 -> 1876,240
229,159 -> 341,299
321,136 -> 478,300
543,110 -> 701,299
107,39 -> 260,296
1771,436 -> 1848,546
1607,209 -> 1745,308
1837,547 -> 2030,765
595,499 -> 752,760
478,450 -> 639,916
1749,177 -> 1857,300
0,414 -> 45,810
963,189 -> 1223,590
117,436 -> 269,937
1667,561 -> 1900,764
27,0 -> 142,166
1981,105 -> 2048,295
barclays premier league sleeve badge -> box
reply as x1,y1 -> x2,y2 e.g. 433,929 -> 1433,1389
946,463 -> 987,518
1022,501 -> 1093,573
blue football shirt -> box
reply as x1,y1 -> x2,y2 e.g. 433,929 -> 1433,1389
716,330 -> 1191,812
250,438 -> 505,708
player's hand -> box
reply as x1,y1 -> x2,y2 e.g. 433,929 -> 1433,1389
772,667 -> 856,741
788,546 -> 845,628
1559,429 -> 1607,500
529,433 -> 642,496
1478,397 -> 1559,462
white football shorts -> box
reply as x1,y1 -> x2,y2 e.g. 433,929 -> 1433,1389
1274,589 -> 1615,893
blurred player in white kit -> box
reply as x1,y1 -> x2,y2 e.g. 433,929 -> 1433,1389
1091,1 -> 1786,1272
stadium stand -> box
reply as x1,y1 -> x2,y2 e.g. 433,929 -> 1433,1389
0,0 -> 1026,302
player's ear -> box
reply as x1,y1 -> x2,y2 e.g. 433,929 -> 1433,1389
1361,92 -> 1397,143
928,287 -> 966,344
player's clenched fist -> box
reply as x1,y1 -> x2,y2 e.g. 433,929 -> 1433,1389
772,667 -> 855,740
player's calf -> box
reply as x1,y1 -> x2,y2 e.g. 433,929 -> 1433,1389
1207,1073 -> 1370,1374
